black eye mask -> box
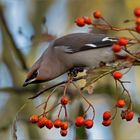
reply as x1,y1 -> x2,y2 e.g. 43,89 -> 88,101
31,70 -> 38,79
26,70 -> 38,82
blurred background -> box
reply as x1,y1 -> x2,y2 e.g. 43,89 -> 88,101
0,0 -> 140,140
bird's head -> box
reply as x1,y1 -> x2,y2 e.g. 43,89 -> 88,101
23,67 -> 53,86
23,69 -> 38,87
23,58 -> 52,87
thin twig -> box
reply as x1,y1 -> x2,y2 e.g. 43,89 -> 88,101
83,104 -> 90,118
58,105 -> 63,119
123,48 -> 140,61
39,103 -> 61,117
101,17 -> 113,28
43,86 -> 59,114
111,106 -> 118,120
122,66 -> 132,75
114,80 -> 118,100
92,22 -> 136,32
84,68 -> 116,89
63,78 -> 72,96
118,80 -> 132,110
128,30 -> 140,42
64,106 -> 68,120
72,82 -> 95,120
35,87 -> 59,109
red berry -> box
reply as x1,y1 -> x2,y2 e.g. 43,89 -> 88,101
54,119 -> 62,128
136,24 -> 140,32
118,37 -> 128,46
113,71 -> 123,80
37,117 -> 48,128
46,120 -> 53,129
84,119 -> 94,129
61,96 -> 69,105
75,116 -> 85,127
93,10 -> 102,19
103,111 -> 111,120
116,99 -> 126,108
83,17 -> 92,24
61,121 -> 68,130
134,7 -> 140,17
75,17 -> 85,27
136,18 -> 140,24
102,120 -> 111,127
60,130 -> 67,137
30,115 -> 39,123
112,44 -> 122,53
125,111 -> 134,121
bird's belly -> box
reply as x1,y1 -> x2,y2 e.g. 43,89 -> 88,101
70,47 -> 115,68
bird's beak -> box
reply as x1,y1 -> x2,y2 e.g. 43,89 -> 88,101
22,80 -> 29,87
22,78 -> 36,87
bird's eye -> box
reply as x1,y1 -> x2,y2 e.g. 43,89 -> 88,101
30,70 -> 38,80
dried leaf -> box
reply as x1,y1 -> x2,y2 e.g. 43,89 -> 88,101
85,85 -> 95,94
75,79 -> 87,88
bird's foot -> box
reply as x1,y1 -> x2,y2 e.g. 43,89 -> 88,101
68,67 -> 84,77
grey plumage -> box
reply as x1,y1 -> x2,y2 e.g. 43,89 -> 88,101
54,33 -> 117,53
23,33 -> 120,86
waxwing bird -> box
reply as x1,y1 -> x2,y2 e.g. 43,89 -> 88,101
23,32 -> 128,87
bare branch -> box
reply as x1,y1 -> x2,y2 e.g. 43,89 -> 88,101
0,5 -> 28,71
28,76 -> 86,99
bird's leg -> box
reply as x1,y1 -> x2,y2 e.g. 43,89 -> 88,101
68,66 -> 84,77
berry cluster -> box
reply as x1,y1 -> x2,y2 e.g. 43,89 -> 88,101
75,10 -> 103,27
116,100 -> 134,121
121,110 -> 134,121
75,17 -> 92,27
29,96 -> 69,137
101,99 -> 135,127
102,111 -> 111,126
75,116 -> 94,129
30,115 -> 68,136
29,81 -> 96,137
134,7 -> 140,32
30,115 -> 95,137
112,37 -> 128,53
75,8 -> 140,34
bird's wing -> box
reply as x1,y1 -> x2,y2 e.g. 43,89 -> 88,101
53,33 -> 118,54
